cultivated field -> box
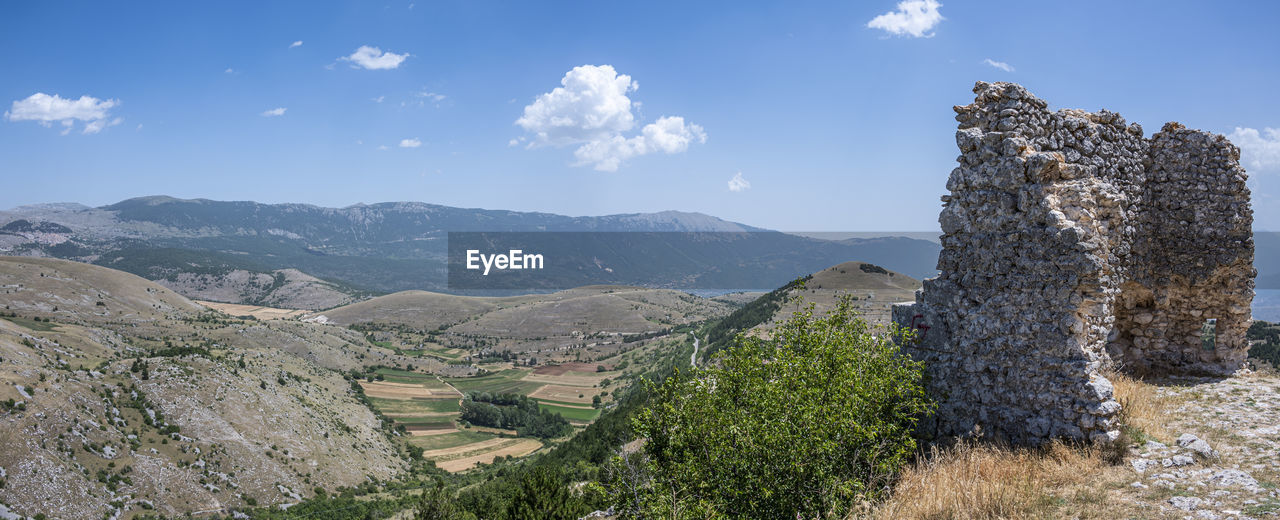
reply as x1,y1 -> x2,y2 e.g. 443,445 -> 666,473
432,438 -> 544,473
195,300 -> 311,320
359,361 -> 620,471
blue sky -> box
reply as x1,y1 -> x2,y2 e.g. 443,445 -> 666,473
2,1 -> 1279,231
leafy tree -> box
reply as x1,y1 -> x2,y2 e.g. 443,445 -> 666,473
508,467 -> 590,520
623,296 -> 933,519
415,480 -> 462,520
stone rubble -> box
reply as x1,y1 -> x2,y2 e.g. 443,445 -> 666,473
894,81 -> 1255,444
1116,375 -> 1280,519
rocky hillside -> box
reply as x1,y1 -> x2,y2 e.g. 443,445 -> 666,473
0,257 -> 413,519
320,285 -> 735,361
154,268 -> 360,310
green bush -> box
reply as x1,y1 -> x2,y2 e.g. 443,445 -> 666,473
622,296 -> 933,519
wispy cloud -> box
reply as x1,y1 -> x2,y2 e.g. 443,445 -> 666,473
728,172 -> 751,192
399,138 -> 422,148
289,40 -> 303,49
5,92 -> 121,135
340,45 -> 409,70
982,58 -> 1014,72
261,107 -> 287,117
867,0 -> 944,38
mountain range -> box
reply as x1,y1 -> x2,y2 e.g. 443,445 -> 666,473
0,196 -> 944,305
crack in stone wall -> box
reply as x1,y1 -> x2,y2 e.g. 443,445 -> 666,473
892,81 -> 1254,445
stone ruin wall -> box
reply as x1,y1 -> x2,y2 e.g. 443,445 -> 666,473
893,81 -> 1254,444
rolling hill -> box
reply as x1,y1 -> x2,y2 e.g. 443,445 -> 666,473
698,261 -> 921,362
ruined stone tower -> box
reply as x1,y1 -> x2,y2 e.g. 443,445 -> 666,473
892,81 -> 1254,444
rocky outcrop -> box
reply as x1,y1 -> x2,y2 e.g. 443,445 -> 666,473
893,81 -> 1254,445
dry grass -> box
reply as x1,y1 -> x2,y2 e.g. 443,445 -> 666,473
1107,370 -> 1177,444
871,373 -> 1176,519
872,441 -> 1142,520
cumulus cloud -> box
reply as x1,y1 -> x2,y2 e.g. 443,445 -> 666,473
340,45 -> 409,70
289,40 -> 303,49
5,92 -> 121,135
399,138 -> 422,148
983,58 -> 1014,72
867,0 -> 944,38
261,107 -> 287,117
728,172 -> 751,192
1229,127 -> 1280,172
515,65 -> 705,171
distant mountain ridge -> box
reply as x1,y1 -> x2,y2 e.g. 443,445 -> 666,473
0,196 -> 927,302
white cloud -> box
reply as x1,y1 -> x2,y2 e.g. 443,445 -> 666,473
982,58 -> 1014,72
516,65 -> 705,171
728,172 -> 751,192
867,0 -> 944,38
1229,127 -> 1280,172
340,45 -> 409,70
5,92 -> 121,135
640,116 -> 706,154
372,95 -> 385,103
378,145 -> 389,150
418,91 -> 446,102
224,68 -> 237,74
570,117 -> 706,172
261,107 -> 287,117
399,138 -> 422,148
289,40 -> 303,49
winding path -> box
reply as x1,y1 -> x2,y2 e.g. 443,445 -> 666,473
690,334 -> 701,368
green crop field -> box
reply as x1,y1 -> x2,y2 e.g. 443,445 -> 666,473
445,369 -> 543,396
373,367 -> 453,389
408,430 -> 494,451
531,397 -> 593,408
2,316 -> 58,332
368,397 -> 459,415
538,403 -> 600,422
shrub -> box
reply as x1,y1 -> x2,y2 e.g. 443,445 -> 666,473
625,296 -> 933,518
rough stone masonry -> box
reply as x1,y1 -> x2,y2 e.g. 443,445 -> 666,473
892,81 -> 1255,445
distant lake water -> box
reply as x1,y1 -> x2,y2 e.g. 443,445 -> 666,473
1258,289 -> 1280,323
